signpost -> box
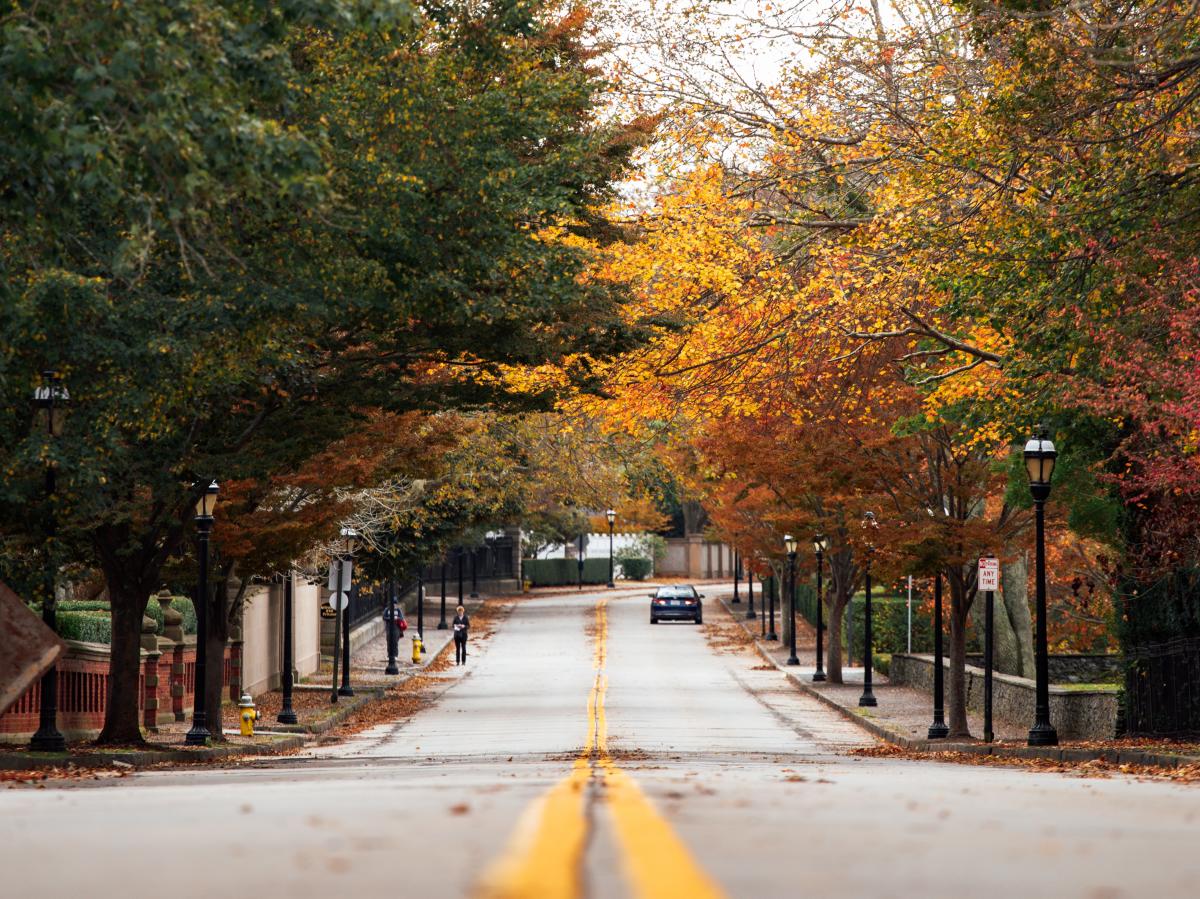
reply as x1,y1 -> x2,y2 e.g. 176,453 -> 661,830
327,558 -> 353,703
978,556 -> 1000,742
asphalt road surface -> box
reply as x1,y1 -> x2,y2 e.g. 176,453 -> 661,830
2,587 -> 1199,899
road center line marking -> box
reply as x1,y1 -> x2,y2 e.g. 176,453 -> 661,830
478,597 -> 727,899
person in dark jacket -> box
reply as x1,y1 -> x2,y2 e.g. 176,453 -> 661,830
452,605 -> 470,665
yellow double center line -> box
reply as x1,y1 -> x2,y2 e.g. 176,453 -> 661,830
479,598 -> 726,899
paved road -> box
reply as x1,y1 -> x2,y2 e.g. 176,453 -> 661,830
2,588 -> 1198,899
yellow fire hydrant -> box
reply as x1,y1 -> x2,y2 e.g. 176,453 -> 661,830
411,634 -> 423,664
238,692 -> 260,737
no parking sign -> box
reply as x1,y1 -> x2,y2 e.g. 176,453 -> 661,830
978,557 -> 1000,592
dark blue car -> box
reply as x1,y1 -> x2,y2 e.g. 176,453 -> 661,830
649,585 -> 704,625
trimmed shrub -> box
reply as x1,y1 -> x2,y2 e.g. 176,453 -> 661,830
793,583 -> 973,659
55,601 -> 110,613
620,557 -> 652,581
58,611 -> 113,644
523,558 -> 611,586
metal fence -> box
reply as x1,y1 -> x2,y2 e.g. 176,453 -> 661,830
346,536 -> 517,627
348,581 -> 389,629
1124,636 -> 1200,735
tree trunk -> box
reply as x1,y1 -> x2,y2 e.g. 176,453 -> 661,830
203,571 -> 240,741
947,575 -> 973,738
826,595 -> 846,684
97,582 -> 151,745
1000,550 -> 1035,678
204,627 -> 226,741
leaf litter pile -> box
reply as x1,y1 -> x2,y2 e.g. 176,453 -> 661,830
850,742 -> 1200,784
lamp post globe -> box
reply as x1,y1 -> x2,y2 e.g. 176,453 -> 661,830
1025,428 -> 1059,747
606,509 -> 616,588
186,480 -> 219,746
812,535 -> 828,682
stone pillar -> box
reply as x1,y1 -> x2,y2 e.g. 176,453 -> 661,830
228,622 -> 243,704
171,642 -> 186,721
506,525 -> 523,584
159,589 -> 184,643
141,613 -> 161,732
686,536 -> 704,580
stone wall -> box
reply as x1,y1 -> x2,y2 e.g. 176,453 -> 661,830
966,653 -> 1122,684
890,653 -> 1119,740
240,581 -> 323,697
0,638 -> 234,742
658,538 -> 734,578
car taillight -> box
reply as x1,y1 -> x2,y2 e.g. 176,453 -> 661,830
684,599 -> 696,605
654,599 -> 666,605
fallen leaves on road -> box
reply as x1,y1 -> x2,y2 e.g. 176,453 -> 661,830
702,617 -> 756,655
849,744 -> 1200,784
449,803 -> 471,815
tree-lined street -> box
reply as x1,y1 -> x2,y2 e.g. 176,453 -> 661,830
4,587 -> 1197,898
4,1 -> 1200,895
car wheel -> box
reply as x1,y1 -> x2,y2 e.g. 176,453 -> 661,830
695,613 -> 703,625
650,617 -> 658,625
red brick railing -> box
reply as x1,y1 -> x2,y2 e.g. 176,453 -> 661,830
0,639 -> 233,739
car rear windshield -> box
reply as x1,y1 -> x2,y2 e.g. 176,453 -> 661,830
656,587 -> 697,598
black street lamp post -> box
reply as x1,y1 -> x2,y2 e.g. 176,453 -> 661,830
457,547 -> 465,608
927,573 -> 949,738
784,535 -> 799,666
30,372 -> 69,753
438,562 -> 449,630
606,509 -> 616,588
859,512 -> 878,708
417,573 -> 426,654
813,535 -> 828,682
746,562 -> 756,621
279,571 -> 300,721
766,571 -> 778,641
187,481 -> 220,745
330,526 -> 357,702
577,533 -> 585,591
384,577 -> 401,676
339,528 -> 357,697
1026,429 -> 1059,747
732,551 -> 741,604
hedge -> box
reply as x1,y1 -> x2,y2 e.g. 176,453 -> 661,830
791,582 -> 978,661
620,558 -> 652,581
523,558 -> 612,586
57,611 -> 113,644
34,595 -> 197,638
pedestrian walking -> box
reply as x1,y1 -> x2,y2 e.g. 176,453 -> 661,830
453,605 -> 470,665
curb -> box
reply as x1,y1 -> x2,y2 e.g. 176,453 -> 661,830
0,734 -> 308,771
717,598 -> 1200,771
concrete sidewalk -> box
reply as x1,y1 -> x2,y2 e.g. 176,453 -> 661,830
716,596 -> 1200,769
0,595 -> 497,771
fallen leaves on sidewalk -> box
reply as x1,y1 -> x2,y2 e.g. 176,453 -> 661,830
848,744 -> 1200,784
1,765 -> 131,786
